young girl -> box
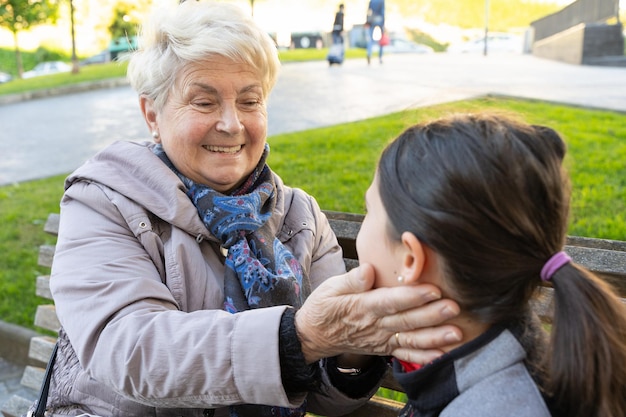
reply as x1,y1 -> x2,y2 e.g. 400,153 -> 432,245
356,113 -> 626,417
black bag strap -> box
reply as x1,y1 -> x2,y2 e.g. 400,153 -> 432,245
28,342 -> 58,417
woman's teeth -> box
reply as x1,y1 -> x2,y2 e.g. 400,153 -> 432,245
204,145 -> 242,154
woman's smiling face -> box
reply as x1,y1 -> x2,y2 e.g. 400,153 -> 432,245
146,56 -> 268,193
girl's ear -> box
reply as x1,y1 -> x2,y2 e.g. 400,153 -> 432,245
399,232 -> 426,284
139,95 -> 160,142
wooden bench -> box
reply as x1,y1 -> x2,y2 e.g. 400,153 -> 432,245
3,211 -> 626,417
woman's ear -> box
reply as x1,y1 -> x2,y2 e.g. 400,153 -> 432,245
139,95 -> 159,142
399,232 -> 426,284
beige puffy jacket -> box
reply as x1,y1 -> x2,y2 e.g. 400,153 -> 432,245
47,141 -> 373,416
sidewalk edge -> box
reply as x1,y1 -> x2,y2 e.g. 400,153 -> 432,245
0,77 -> 129,106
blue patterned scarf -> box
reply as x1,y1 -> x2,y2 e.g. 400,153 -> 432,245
154,144 -> 308,416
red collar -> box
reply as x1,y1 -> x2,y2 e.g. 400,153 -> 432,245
397,359 -> 422,372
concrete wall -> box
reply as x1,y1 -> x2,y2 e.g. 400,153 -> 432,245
581,23 -> 624,63
532,23 -> 623,65
530,0 -> 619,42
0,321 -> 42,366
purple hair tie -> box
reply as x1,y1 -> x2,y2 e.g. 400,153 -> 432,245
540,251 -> 571,282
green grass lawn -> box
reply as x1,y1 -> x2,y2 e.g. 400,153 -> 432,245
0,61 -> 129,96
2,96 -> 625,333
0,174 -> 66,330
269,96 -> 626,239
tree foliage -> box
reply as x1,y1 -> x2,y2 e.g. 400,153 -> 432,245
0,0 -> 59,34
108,1 -> 140,39
0,0 -> 60,77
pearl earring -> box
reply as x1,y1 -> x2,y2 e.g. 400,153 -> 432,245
152,131 -> 159,139
397,275 -> 404,284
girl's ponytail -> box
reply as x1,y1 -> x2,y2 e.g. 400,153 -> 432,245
547,263 -> 626,417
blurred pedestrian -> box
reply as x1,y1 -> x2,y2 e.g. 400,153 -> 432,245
331,3 -> 345,45
365,0 -> 385,64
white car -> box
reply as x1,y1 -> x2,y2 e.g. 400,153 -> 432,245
384,38 -> 434,54
0,71 -> 12,83
23,61 -> 72,79
447,33 -> 523,54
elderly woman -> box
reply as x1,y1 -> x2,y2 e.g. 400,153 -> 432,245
37,2 -> 460,417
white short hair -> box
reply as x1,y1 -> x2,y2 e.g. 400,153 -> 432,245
127,1 -> 280,111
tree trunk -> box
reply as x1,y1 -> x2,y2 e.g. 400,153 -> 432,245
12,30 -> 24,78
70,0 -> 80,74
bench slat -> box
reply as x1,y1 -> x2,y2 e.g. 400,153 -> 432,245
565,245 -> 626,276
29,335 -> 57,365
44,213 -> 60,236
36,213 -> 59,269
37,244 -> 56,269
0,394 -> 34,417
326,223 -> 361,260
36,275 -> 53,300
567,235 -> 626,252
34,304 -> 60,333
564,245 -> 626,294
20,365 -> 45,392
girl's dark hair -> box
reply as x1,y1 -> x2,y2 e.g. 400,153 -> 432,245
377,112 -> 626,417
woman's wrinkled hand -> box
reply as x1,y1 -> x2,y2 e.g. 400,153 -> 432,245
295,263 -> 462,364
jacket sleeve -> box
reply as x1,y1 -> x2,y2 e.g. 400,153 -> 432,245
50,180 -> 300,409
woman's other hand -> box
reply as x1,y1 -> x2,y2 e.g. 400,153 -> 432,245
295,263 -> 462,364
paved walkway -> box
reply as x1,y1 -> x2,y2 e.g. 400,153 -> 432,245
1,52 -> 626,412
2,52 -> 626,186
0,358 -> 37,413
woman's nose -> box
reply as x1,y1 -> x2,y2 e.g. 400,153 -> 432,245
216,105 -> 244,134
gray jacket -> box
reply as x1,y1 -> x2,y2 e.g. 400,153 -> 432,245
394,320 -> 552,417
47,141 -> 370,416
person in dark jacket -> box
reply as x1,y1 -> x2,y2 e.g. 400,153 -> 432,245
331,3 -> 345,45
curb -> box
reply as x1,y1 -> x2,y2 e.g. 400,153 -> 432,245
485,93 -> 626,115
0,321 -> 43,366
0,77 -> 129,106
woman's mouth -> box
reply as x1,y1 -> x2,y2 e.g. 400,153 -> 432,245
203,145 -> 242,154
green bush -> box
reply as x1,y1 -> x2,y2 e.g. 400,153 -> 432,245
0,47 -> 71,76
33,45 -> 70,66
405,28 -> 448,52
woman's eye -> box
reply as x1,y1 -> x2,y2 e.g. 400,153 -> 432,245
241,100 -> 261,108
190,95 -> 215,107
